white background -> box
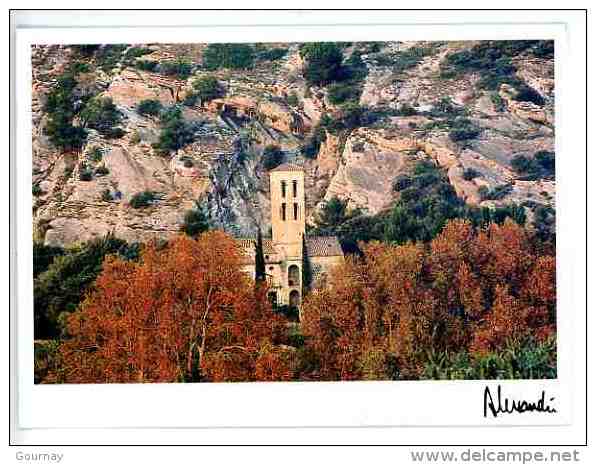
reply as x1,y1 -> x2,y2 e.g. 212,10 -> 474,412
4,6 -> 591,463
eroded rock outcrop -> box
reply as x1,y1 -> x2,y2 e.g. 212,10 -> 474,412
32,41 -> 556,247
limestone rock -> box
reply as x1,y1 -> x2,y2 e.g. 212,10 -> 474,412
31,41 -> 556,247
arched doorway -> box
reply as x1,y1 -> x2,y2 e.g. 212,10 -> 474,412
288,264 -> 300,287
289,290 -> 300,308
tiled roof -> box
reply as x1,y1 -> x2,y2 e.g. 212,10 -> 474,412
305,236 -> 343,257
237,238 -> 277,255
270,162 -> 304,172
237,238 -> 280,265
236,235 -> 343,264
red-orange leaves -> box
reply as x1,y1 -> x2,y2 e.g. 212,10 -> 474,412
302,219 -> 556,380
57,232 -> 289,383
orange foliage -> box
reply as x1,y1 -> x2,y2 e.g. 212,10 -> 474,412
302,219 -> 556,380
50,219 -> 555,383
56,232 -> 291,383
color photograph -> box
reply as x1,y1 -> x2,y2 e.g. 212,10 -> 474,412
31,40 -> 556,384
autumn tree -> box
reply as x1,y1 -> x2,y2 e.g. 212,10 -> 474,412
301,219 -> 556,381
53,232 -> 292,383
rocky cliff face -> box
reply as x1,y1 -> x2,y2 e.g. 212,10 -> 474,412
31,41 -> 555,247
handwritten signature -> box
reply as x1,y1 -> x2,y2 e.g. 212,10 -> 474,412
484,385 -> 557,418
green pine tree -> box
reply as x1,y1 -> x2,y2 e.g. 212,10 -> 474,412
302,236 -> 312,295
255,227 -> 266,283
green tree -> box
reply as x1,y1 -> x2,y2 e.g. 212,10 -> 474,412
255,227 -> 266,283
33,242 -> 64,278
202,44 -> 255,70
152,106 -> 195,154
34,234 -> 139,338
262,144 -> 284,170
137,99 -> 163,116
79,96 -> 123,138
181,204 -> 209,238
302,236 -> 312,295
191,76 -> 222,104
319,197 -> 349,229
159,58 -> 193,79
43,73 -> 88,151
300,43 -> 344,85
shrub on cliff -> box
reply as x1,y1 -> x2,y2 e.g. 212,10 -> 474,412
202,44 -> 255,70
327,81 -> 361,104
32,184 -> 43,197
181,204 -> 210,238
137,99 -> 163,116
135,60 -> 158,72
511,151 -> 555,180
300,42 -> 344,85
93,44 -> 128,73
301,124 -> 327,159
159,58 -> 193,80
129,190 -> 157,208
78,164 -> 93,182
43,72 -> 88,151
463,167 -> 481,181
448,118 -> 481,142
190,75 -> 222,104
262,144 -> 284,170
286,92 -> 299,107
80,96 -> 124,138
152,106 -> 195,154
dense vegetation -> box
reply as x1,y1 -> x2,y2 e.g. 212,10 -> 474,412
202,43 -> 255,70
43,69 -> 89,151
79,96 -> 124,138
301,219 -> 555,381
159,58 -> 193,80
129,190 -> 157,208
262,144 -> 284,170
299,43 -> 345,85
312,160 -> 527,253
511,151 -> 555,180
180,203 -> 210,238
184,75 -> 223,107
35,220 -> 555,383
137,99 -> 163,116
152,106 -> 196,154
299,43 -> 368,111
255,46 -> 288,62
34,234 -> 140,339
422,337 -> 556,380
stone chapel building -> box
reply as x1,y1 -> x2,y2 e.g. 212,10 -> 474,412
239,163 -> 344,309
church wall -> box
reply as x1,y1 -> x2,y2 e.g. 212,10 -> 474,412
309,255 -> 344,289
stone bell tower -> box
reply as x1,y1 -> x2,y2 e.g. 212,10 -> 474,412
270,163 -> 306,256
269,163 -> 305,307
